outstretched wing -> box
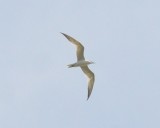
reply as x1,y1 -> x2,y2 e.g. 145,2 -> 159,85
61,33 -> 85,61
81,66 -> 95,100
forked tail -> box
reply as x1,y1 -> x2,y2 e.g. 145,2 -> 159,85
67,64 -> 74,68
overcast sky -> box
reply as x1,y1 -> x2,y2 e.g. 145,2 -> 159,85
0,0 -> 160,128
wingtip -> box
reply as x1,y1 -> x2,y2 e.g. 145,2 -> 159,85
87,93 -> 91,100
87,83 -> 94,100
60,32 -> 68,38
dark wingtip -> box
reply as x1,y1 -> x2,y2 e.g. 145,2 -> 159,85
87,93 -> 91,100
87,85 -> 93,100
60,32 -> 66,35
60,32 -> 68,38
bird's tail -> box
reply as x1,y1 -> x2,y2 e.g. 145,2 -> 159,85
67,64 -> 74,68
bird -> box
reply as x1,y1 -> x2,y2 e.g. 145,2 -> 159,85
61,32 -> 95,100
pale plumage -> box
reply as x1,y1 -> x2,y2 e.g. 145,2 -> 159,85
61,32 -> 95,100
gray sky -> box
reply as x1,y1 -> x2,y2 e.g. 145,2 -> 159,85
0,0 -> 160,128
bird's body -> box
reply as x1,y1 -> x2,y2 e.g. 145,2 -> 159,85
61,32 -> 95,100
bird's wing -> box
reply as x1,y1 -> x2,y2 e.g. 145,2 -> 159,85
81,66 -> 95,100
61,33 -> 85,61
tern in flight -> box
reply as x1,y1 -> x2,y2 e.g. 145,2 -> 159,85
61,33 -> 95,100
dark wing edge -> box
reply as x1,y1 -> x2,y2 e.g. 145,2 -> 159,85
87,75 -> 95,100
61,32 -> 85,61
60,32 -> 82,46
81,66 -> 95,100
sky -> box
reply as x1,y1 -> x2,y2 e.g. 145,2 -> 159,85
0,0 -> 160,128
